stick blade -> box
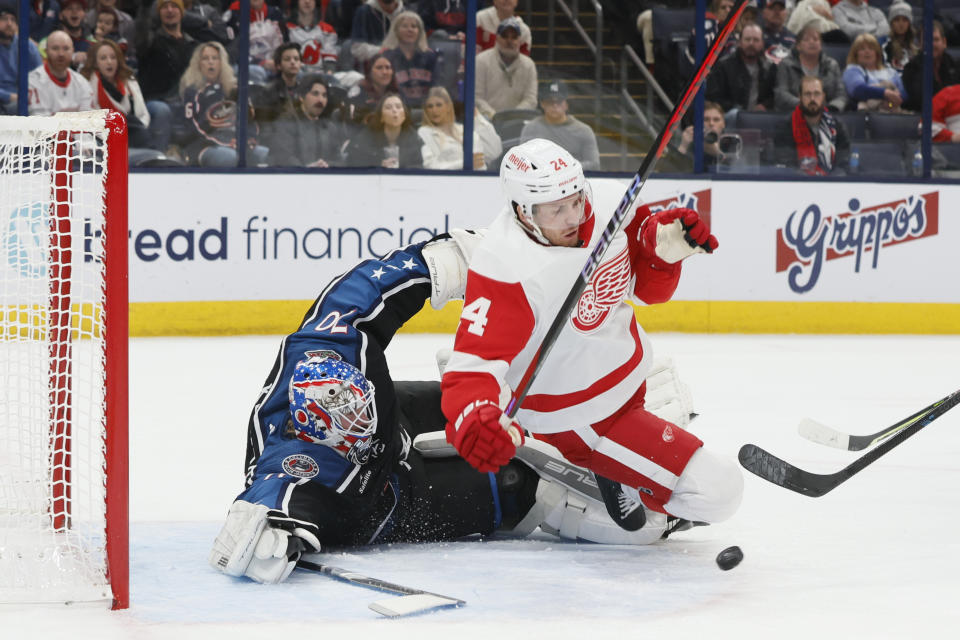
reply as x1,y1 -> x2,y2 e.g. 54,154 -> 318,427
738,444 -> 833,498
368,593 -> 465,618
797,418 -> 853,450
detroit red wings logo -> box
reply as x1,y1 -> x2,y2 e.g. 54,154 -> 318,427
572,248 -> 631,332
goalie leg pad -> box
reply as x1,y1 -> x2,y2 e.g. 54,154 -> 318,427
508,476 -> 666,545
644,357 -> 695,428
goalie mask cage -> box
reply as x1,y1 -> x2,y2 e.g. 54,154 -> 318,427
0,111 -> 128,609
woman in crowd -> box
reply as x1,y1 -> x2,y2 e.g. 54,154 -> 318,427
179,41 -> 269,166
346,92 -> 423,168
285,0 -> 339,73
347,53 -> 400,124
380,11 -> 438,108
81,39 -> 152,147
417,86 -> 484,170
775,22 -> 846,112
843,33 -> 907,112
882,2 -> 918,73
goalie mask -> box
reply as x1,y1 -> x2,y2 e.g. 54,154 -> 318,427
500,138 -> 593,246
288,356 -> 378,450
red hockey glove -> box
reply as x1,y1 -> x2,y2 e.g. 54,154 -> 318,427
639,207 -> 718,265
448,402 -> 524,473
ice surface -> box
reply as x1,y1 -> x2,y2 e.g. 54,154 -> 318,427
2,332 -> 959,639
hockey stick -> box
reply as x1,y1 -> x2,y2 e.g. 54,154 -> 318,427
297,557 -> 465,617
739,388 -> 960,497
796,389 -> 960,450
502,0 -> 750,429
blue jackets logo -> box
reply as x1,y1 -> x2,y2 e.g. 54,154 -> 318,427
776,192 -> 939,294
281,454 -> 320,478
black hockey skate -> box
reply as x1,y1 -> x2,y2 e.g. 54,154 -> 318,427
595,475 -> 646,531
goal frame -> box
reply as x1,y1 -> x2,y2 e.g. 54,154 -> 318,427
3,110 -> 130,610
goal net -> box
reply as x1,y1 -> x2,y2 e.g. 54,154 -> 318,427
0,111 -> 128,609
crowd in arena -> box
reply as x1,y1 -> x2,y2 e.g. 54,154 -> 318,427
2,0 -> 959,173
642,0 -> 960,175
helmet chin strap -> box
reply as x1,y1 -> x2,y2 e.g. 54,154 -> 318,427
512,202 -> 553,246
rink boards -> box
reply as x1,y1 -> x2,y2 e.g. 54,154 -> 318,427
120,173 -> 960,335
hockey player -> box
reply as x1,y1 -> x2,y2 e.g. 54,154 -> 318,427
441,138 -> 744,531
210,230 -> 678,585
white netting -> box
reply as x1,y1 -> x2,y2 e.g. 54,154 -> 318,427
0,112 -> 112,603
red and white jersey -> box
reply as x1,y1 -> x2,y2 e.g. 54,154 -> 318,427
27,63 -> 94,116
441,187 -> 683,434
287,20 -> 339,71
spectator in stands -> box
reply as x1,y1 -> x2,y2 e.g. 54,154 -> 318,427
758,0 -> 794,64
774,23 -> 845,112
381,11 -> 437,108
178,41 -> 269,166
786,0 -> 846,44
28,30 -> 93,114
347,52 -> 398,123
417,85 -> 484,170
286,0 -> 339,72
675,100 -> 727,171
137,0 -> 231,49
774,75 -> 850,175
267,72 -> 346,166
932,84 -> 960,143
138,0 -> 195,152
474,17 -> 537,118
477,0 -> 530,55
882,2 -> 917,73
0,1 -> 43,115
350,0 -> 404,64
83,0 -> 135,60
43,0 -> 93,68
902,21 -> 960,113
707,23 -> 776,117
223,0 -> 287,83
93,7 -> 134,69
81,39 -> 151,146
253,42 -> 302,126
30,0 -> 61,42
842,33 -> 906,112
833,0 -> 887,43
519,80 -> 600,171
345,92 -> 422,167
474,106 -> 502,168
139,0 -> 194,101
418,0 -> 466,37
683,0 -> 735,75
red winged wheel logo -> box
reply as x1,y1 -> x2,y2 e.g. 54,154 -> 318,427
572,248 -> 631,332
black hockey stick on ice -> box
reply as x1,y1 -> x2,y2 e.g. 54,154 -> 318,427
297,557 -> 465,617
797,389 -> 960,450
501,0 -> 750,429
739,388 -> 960,497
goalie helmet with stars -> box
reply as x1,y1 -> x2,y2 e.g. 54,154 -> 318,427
288,356 -> 378,451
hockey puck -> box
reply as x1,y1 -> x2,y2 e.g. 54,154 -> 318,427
716,545 -> 743,571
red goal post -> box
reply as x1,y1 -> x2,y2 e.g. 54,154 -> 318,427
0,110 -> 128,609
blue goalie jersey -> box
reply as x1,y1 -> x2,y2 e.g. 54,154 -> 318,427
239,242 -> 434,545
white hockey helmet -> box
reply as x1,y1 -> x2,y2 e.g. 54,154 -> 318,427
500,138 -> 591,245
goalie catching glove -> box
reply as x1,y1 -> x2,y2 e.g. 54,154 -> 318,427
209,500 -> 322,584
639,207 -> 718,266
447,401 -> 524,473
